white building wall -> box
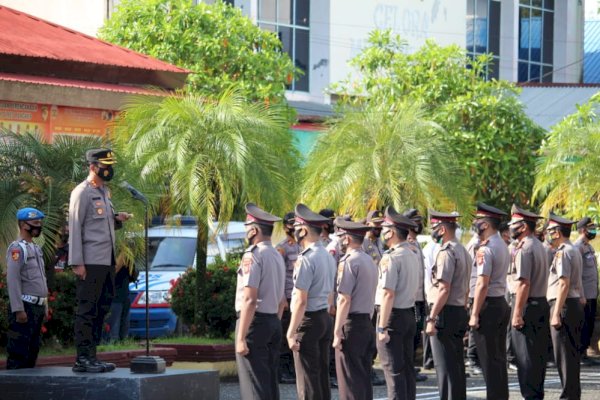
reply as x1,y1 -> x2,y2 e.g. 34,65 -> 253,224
0,0 -> 109,37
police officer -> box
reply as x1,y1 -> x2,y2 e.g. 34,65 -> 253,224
507,205 -> 549,400
363,210 -> 385,265
326,215 -> 352,263
469,203 -> 510,400
236,203 -> 286,400
574,217 -> 599,364
403,208 -> 429,382
546,213 -> 585,399
465,230 -> 482,374
69,148 -> 131,373
287,203 -> 336,400
425,210 -> 471,400
276,211 -> 300,384
319,208 -> 336,247
375,206 -> 419,400
332,220 -> 378,400
6,208 -> 48,369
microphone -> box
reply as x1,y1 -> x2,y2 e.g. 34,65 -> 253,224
120,181 -> 148,205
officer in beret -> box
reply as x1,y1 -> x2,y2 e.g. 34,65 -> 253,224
507,205 -> 549,399
425,210 -> 471,400
546,213 -> 585,399
403,208 -> 429,382
574,217 -> 599,364
362,210 -> 385,265
236,203 -> 286,399
6,208 -> 48,369
469,203 -> 510,400
331,219 -> 378,400
276,211 -> 300,384
69,148 -> 131,373
287,204 -> 336,400
375,206 -> 419,400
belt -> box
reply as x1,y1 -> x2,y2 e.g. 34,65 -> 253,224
347,313 -> 370,320
235,311 -> 277,319
21,294 -> 46,306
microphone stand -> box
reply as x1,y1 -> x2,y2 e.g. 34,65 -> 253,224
128,187 -> 166,374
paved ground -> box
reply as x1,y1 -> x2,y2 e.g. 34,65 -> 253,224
219,362 -> 600,399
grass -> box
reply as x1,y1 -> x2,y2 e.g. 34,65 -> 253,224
0,335 -> 233,359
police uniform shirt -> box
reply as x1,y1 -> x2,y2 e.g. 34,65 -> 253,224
427,240 -> 471,307
574,238 -> 599,299
292,241 -> 336,312
6,240 -> 47,312
326,236 -> 344,264
336,248 -> 378,315
466,235 -> 480,298
408,237 -> 425,302
68,180 -> 117,266
235,241 -> 285,314
475,233 -> 509,297
376,242 -> 419,309
547,241 -> 583,301
362,236 -> 384,265
276,238 -> 301,299
509,235 -> 549,298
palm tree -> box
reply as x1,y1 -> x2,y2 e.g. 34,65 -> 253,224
115,88 -> 299,333
301,100 -> 472,219
533,96 -> 600,219
0,131 -> 148,285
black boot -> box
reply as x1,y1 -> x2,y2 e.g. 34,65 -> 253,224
90,348 -> 116,372
72,356 -> 105,373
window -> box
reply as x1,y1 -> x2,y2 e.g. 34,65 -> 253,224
466,0 -> 501,80
518,0 -> 554,82
258,0 -> 310,92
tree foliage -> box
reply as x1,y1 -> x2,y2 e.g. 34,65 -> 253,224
301,100 -> 471,218
533,93 -> 600,220
100,0 -> 298,103
331,30 -> 544,211
115,88 -> 299,333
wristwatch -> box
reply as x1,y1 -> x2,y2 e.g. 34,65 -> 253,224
425,315 -> 438,324
376,326 -> 387,334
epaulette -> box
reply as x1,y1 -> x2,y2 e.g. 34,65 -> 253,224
301,246 -> 313,255
244,244 -> 257,253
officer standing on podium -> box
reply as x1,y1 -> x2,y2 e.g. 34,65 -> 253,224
235,203 -> 286,400
507,205 -> 549,400
5,207 -> 48,370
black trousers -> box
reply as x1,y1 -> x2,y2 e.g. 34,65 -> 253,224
74,264 -> 114,358
430,305 -> 468,400
506,292 -> 516,364
511,297 -> 550,400
6,302 -> 45,369
279,299 -> 294,375
414,301 -> 426,361
466,298 -> 479,365
550,298 -> 584,400
581,299 -> 597,355
377,307 -> 416,400
473,296 -> 510,400
294,309 -> 333,400
335,314 -> 375,400
236,313 -> 281,400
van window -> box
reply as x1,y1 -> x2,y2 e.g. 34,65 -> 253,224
149,237 -> 196,270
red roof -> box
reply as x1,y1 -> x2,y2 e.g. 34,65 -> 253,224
0,72 -> 165,95
0,5 -> 188,74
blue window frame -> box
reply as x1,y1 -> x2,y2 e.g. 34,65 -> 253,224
518,0 -> 554,82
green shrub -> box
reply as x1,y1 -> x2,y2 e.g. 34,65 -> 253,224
42,272 -> 77,345
170,256 -> 239,338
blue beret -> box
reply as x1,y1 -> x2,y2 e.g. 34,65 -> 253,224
16,207 -> 45,221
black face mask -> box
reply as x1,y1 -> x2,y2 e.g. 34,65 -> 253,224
431,228 -> 443,243
284,226 -> 294,237
509,224 -> 523,240
246,228 -> 257,246
25,222 -> 42,238
96,165 -> 114,181
586,230 -> 597,241
475,221 -> 487,236
371,228 -> 382,237
414,223 -> 423,235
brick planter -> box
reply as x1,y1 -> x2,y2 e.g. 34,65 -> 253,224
153,343 -> 234,362
0,347 -> 177,369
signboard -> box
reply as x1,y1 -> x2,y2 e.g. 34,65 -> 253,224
0,100 -> 117,141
